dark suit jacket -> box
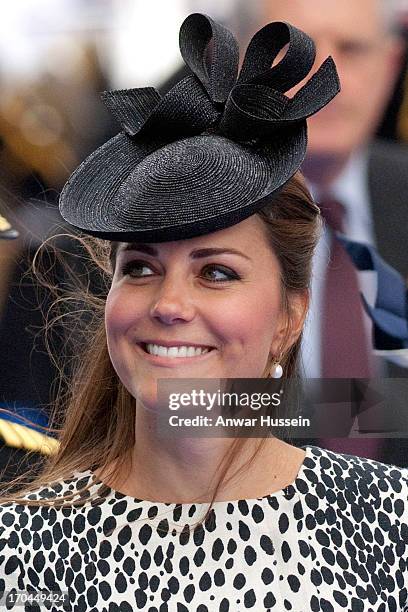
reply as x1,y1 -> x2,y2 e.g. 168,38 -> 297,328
369,140 -> 408,466
369,139 -> 408,281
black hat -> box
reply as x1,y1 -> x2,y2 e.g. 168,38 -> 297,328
59,13 -> 340,243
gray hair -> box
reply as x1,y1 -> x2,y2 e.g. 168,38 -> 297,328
246,0 -> 404,40
189,0 -> 404,39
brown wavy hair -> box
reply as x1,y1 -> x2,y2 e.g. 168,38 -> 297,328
0,171 -> 321,533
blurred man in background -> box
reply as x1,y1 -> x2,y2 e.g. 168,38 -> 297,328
262,0 -> 408,464
263,0 -> 404,190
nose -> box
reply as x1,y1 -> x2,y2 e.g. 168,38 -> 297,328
314,39 -> 335,67
149,277 -> 196,325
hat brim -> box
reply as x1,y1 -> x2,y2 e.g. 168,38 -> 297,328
59,125 -> 307,243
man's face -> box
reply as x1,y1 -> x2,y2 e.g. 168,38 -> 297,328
262,0 -> 402,159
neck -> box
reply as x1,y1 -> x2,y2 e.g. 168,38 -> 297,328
97,402 -> 306,503
302,153 -> 350,191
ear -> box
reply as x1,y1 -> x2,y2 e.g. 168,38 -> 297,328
270,289 -> 309,356
384,36 -> 406,90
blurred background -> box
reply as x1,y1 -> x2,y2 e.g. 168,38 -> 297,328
0,0 -> 408,474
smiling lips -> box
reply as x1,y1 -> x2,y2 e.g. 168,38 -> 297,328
139,342 -> 215,359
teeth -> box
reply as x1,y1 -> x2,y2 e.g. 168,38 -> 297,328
145,344 -> 210,358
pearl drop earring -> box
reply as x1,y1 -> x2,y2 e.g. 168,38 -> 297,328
270,353 -> 283,378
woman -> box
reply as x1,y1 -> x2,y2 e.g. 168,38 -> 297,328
0,13 -> 406,612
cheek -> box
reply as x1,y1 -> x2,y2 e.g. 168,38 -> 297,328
213,288 -> 281,355
105,287 -> 143,334
104,288 -> 148,395
342,61 -> 387,110
105,292 -> 124,346
104,287 -> 145,366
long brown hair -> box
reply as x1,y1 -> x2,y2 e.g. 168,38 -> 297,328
0,172 -> 321,532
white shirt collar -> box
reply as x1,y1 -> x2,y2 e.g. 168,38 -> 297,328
306,147 -> 375,242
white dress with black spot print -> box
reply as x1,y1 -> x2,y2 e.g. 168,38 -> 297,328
0,445 -> 407,612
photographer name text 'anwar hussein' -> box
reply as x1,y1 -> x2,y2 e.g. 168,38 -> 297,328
169,415 -> 311,428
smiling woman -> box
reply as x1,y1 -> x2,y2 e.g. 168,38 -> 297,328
105,207 -> 312,415
0,12 -> 406,612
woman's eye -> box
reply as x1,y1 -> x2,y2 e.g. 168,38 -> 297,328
121,260 -> 155,278
201,264 -> 240,283
120,261 -> 240,282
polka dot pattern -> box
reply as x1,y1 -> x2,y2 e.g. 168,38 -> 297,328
0,445 -> 406,611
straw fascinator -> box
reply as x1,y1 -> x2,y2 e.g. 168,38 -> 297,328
59,13 -> 340,242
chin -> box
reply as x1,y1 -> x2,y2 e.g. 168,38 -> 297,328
132,383 -> 159,413
310,136 -> 348,154
308,127 -> 363,160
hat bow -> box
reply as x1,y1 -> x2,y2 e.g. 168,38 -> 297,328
100,13 -> 340,146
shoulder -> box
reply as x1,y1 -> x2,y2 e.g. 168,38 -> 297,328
0,470 -> 105,577
304,445 -> 408,516
0,470 -> 96,530
368,138 -> 408,171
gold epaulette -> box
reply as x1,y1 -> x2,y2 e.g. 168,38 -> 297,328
0,418 -> 59,456
0,214 -> 11,231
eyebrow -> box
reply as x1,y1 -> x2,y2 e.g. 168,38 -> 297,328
119,243 -> 251,261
